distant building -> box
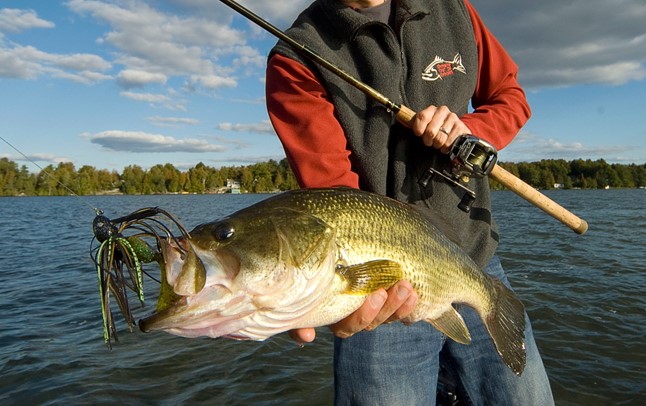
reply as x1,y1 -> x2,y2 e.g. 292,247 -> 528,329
554,183 -> 565,189
226,179 -> 241,194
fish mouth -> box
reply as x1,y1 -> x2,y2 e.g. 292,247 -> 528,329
138,237 -> 255,337
138,285 -> 255,338
138,237 -> 197,333
138,296 -> 188,333
139,287 -> 256,338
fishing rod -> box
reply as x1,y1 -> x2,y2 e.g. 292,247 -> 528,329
219,0 -> 588,235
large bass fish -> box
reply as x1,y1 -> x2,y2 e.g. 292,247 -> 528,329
129,188 -> 526,375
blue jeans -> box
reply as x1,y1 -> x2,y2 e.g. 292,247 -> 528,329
333,256 -> 554,405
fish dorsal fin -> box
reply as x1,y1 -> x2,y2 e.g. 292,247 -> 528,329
270,208 -> 335,278
337,260 -> 404,295
427,307 -> 471,345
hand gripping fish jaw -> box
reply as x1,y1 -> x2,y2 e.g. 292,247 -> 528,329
419,134 -> 498,213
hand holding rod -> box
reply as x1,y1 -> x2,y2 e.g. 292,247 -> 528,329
219,0 -> 588,235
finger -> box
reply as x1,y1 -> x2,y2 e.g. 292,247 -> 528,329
440,121 -> 470,154
420,106 -> 452,147
330,289 -> 387,338
288,328 -> 317,344
387,288 -> 419,324
433,112 -> 458,150
412,105 -> 438,138
366,280 -> 417,330
428,105 -> 451,134
432,129 -> 449,149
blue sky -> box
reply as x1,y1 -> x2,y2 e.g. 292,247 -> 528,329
1,0 -> 645,173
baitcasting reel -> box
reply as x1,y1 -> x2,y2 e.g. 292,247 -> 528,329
419,135 -> 498,213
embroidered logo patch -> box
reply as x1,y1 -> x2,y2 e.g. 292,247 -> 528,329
422,54 -> 466,81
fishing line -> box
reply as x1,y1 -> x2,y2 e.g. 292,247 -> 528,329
0,135 -> 103,215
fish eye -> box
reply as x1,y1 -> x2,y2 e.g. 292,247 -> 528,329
213,222 -> 235,242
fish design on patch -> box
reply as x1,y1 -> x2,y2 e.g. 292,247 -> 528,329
422,54 -> 467,81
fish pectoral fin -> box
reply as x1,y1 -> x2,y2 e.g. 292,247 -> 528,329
337,260 -> 404,295
427,307 -> 471,345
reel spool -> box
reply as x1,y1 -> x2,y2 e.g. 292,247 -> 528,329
419,135 -> 498,213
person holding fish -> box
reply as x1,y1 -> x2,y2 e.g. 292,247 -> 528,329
266,0 -> 554,404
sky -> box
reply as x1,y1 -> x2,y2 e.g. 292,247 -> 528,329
1,0 -> 645,174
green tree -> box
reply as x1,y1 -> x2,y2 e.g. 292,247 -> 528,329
630,164 -> 646,187
186,162 -> 209,193
121,165 -> 146,194
97,169 -> 120,192
77,165 -> 97,195
0,158 -> 18,195
539,169 -> 556,190
250,162 -> 274,192
240,166 -> 254,192
516,162 -> 541,187
16,165 -> 36,195
146,164 -> 167,194
163,163 -> 181,193
1,156 -> 642,196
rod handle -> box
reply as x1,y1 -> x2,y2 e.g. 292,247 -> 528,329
395,105 -> 417,126
490,165 -> 588,234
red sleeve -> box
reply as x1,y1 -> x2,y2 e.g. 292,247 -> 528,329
266,53 -> 360,188
460,0 -> 531,150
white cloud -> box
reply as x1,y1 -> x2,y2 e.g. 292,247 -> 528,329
1,152 -> 72,165
117,69 -> 167,88
0,8 -> 54,33
189,74 -> 237,90
170,0 -> 311,25
48,68 -> 112,84
3,0 -> 644,92
208,155 -> 287,166
67,0 -> 252,91
0,44 -> 111,82
217,120 -> 274,134
0,8 -> 111,82
147,116 -> 200,127
472,0 -> 646,88
501,131 -> 634,162
87,130 -> 227,153
120,91 -> 186,111
0,46 -> 41,78
120,91 -> 170,104
29,153 -> 74,164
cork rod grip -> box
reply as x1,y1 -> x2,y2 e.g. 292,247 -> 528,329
490,165 -> 588,234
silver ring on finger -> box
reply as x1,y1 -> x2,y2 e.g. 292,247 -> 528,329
439,127 -> 450,135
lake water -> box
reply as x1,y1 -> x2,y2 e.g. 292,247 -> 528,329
0,189 -> 643,405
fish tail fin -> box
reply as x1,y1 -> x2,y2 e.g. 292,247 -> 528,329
484,279 -> 527,376
453,53 -> 466,74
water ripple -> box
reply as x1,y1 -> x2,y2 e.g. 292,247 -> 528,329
0,191 -> 643,405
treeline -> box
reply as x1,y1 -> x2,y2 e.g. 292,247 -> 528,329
0,157 -> 298,196
0,157 -> 644,197
490,159 -> 645,190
